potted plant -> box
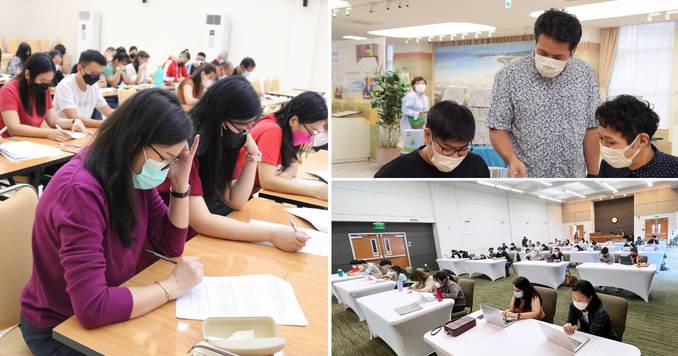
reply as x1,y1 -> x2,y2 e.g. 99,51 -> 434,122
370,70 -> 408,166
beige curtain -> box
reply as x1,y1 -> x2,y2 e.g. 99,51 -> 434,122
598,27 -> 619,101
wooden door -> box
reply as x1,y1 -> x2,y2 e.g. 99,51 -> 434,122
645,218 -> 668,240
349,234 -> 383,264
576,225 -> 585,241
349,233 -> 411,268
380,233 -> 409,268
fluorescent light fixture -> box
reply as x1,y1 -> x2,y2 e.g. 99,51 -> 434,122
477,181 -> 495,187
476,181 -> 523,194
368,22 -> 495,39
564,189 -> 586,199
529,0 -> 678,22
342,35 -> 367,40
538,195 -> 563,203
597,182 -> 618,193
330,0 -> 351,9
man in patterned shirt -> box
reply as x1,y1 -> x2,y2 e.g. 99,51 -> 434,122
488,8 -> 600,178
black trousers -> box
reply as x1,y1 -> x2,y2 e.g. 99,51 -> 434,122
19,314 -> 84,356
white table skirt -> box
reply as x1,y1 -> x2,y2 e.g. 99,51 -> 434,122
331,274 -> 364,299
358,290 -> 454,356
513,261 -> 569,289
612,251 -> 664,270
568,251 -> 601,264
333,278 -> 396,320
424,311 -> 640,356
437,258 -> 469,275
465,259 -> 506,281
576,263 -> 657,302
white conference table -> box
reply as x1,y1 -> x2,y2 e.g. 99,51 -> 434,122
612,251 -> 664,270
465,259 -> 506,281
437,258 -> 469,275
424,310 -> 640,356
331,273 -> 365,299
513,261 -> 569,289
576,263 -> 657,302
566,251 -> 601,264
357,289 -> 454,356
333,278 -> 396,320
518,251 -> 551,261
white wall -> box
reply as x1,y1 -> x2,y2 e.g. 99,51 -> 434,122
0,0 -> 327,91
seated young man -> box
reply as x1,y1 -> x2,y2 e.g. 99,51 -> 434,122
596,95 -> 678,177
374,100 -> 490,178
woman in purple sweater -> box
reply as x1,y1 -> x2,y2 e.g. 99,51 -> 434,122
19,88 -> 203,355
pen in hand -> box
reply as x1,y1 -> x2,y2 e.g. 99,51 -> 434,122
144,249 -> 178,264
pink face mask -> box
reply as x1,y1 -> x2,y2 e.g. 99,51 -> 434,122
292,130 -> 313,146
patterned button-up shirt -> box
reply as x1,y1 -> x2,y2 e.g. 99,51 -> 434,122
487,53 -> 600,178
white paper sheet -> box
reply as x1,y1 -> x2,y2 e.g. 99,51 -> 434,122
67,132 -> 88,139
176,275 -> 308,326
285,207 -> 328,233
290,178 -> 326,187
0,141 -> 64,161
249,219 -> 329,256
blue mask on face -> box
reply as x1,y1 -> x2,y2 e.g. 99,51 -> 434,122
132,149 -> 169,189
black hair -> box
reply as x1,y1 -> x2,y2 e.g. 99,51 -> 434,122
349,259 -> 361,265
630,247 -> 638,253
112,50 -> 130,64
596,95 -> 659,143
48,50 -> 62,60
181,63 -> 217,99
54,44 -> 66,55
179,49 -> 190,60
534,8 -> 582,52
115,46 -> 127,53
190,76 -> 261,203
379,259 -> 392,266
512,276 -> 542,311
85,89 -> 194,247
133,50 -> 150,72
18,53 -> 55,117
411,269 -> 430,283
129,45 -> 138,52
571,280 -> 602,311
411,76 -> 426,87
197,52 -> 206,58
15,42 -> 32,64
274,91 -> 328,169
240,57 -> 256,70
78,49 -> 107,67
427,100 -> 475,142
601,247 -> 609,254
435,269 -> 458,283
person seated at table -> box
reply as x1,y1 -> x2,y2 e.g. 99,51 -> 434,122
528,247 -> 543,261
378,259 -> 393,275
7,42 -> 31,76
0,53 -> 87,141
494,247 -> 513,277
596,95 -> 678,178
48,50 -> 65,86
564,280 -> 618,340
104,49 -> 130,89
362,261 -> 382,277
177,63 -> 217,106
598,247 -> 615,264
574,244 -> 585,251
550,247 -> 564,262
409,269 -> 434,293
18,89 -> 203,354
509,242 -> 517,251
626,247 -> 643,264
488,247 -> 495,256
125,50 -> 152,85
647,235 -> 659,245
53,50 -> 114,128
503,276 -> 545,321
433,270 -> 466,313
390,265 -> 412,287
186,51 -> 206,75
154,77 -> 308,254
501,242 -> 508,250
521,236 -> 528,247
233,91 -> 328,201
348,260 -> 364,275
541,244 -> 550,251
635,236 -> 643,245
590,240 -> 600,251
374,100 -> 490,178
163,49 -> 190,83
219,61 -> 234,80
234,56 -> 256,78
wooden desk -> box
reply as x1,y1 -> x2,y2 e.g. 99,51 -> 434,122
258,149 -> 328,209
265,89 -> 304,98
590,232 -> 624,243
53,198 -> 328,356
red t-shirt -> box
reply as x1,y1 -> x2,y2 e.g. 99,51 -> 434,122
0,79 -> 53,137
163,57 -> 188,82
234,114 -> 283,193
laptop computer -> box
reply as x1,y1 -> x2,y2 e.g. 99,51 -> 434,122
480,304 -> 517,327
538,322 -> 590,352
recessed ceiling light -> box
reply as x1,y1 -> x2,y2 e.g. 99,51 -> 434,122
564,189 -> 586,199
342,35 -> 367,40
529,0 -> 678,22
368,22 -> 495,39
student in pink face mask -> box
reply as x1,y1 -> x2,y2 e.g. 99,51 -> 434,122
234,91 -> 328,200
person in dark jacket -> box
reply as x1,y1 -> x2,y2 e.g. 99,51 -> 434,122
564,280 -> 618,340
434,270 -> 466,313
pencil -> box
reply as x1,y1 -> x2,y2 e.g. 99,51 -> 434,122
144,249 -> 178,264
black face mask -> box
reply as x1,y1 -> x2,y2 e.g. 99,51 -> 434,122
83,73 -> 100,86
222,126 -> 247,150
32,82 -> 50,93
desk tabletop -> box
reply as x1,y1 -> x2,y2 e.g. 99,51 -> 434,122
53,198 -> 328,356
357,289 -> 453,325
258,149 -> 328,209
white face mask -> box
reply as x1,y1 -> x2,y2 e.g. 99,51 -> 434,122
203,78 -> 214,89
573,299 -> 589,311
312,130 -> 328,147
428,144 -> 465,173
599,135 -> 641,168
514,291 -> 523,299
415,83 -> 426,94
535,53 -> 568,78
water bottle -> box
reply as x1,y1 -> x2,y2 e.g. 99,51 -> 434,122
397,279 -> 404,292
435,287 -> 443,302
337,269 -> 344,278
154,66 -> 165,87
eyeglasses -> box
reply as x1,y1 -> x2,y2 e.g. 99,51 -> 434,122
303,123 -> 320,136
432,137 -> 473,156
223,120 -> 255,134
149,145 -> 179,171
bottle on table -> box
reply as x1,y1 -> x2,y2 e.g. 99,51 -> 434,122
337,269 -> 344,277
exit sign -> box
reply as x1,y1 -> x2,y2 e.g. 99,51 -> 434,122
373,222 -> 385,230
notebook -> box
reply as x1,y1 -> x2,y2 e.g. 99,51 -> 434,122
0,141 -> 64,161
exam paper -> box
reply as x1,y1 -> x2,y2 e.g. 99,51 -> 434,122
0,141 -> 64,161
249,219 -> 329,256
176,275 -> 308,326
67,132 -> 88,139
285,207 -> 328,233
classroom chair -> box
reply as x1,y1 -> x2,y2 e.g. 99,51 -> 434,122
451,279 -> 475,320
614,254 -> 622,264
598,293 -> 628,341
118,87 -> 138,104
0,184 -> 38,355
533,286 -> 557,324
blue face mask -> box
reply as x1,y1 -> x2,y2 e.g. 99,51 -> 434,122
132,148 -> 169,189
242,71 -> 251,78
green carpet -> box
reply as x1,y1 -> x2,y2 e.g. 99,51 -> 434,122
332,246 -> 678,356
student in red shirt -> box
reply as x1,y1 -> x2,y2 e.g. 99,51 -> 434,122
0,53 -> 87,140
162,49 -> 190,82
155,76 -> 309,252
234,91 -> 328,200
